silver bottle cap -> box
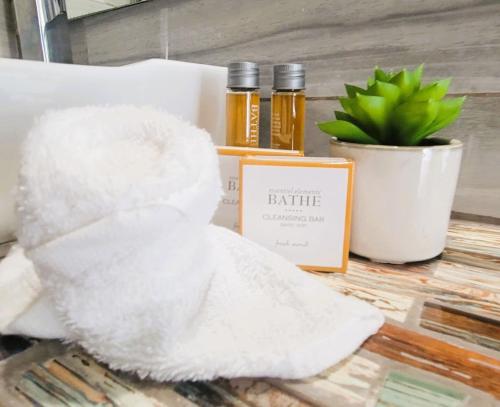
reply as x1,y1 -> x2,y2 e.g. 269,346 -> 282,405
273,63 -> 305,90
227,62 -> 259,89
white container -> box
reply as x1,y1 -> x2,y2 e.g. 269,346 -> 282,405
330,139 -> 463,264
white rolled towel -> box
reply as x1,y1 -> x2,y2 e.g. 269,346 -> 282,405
1,106 -> 384,381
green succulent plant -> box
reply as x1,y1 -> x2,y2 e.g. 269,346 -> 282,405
317,65 -> 465,146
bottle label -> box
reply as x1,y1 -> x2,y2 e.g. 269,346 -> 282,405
271,111 -> 281,148
249,104 -> 259,145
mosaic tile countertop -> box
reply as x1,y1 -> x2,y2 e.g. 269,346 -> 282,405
0,219 -> 499,406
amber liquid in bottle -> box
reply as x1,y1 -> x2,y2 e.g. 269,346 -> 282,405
226,89 -> 260,147
270,90 -> 305,152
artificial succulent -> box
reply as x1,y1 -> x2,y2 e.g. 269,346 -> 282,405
317,65 -> 465,146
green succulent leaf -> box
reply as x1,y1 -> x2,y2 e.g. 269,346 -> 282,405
339,97 -> 376,138
367,81 -> 401,109
334,110 -> 357,123
411,64 -> 424,90
414,96 -> 466,141
334,110 -> 367,133
317,120 -> 379,144
339,96 -> 355,114
410,78 -> 451,102
355,94 -> 391,141
389,69 -> 420,100
368,67 -> 392,87
339,96 -> 374,133
374,67 -> 392,82
392,100 -> 439,145
345,84 -> 367,98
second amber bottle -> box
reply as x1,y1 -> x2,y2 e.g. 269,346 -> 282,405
271,63 -> 305,152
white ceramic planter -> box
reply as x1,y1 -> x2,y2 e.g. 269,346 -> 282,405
330,139 -> 463,264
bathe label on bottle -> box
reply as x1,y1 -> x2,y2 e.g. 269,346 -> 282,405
213,147 -> 303,232
239,156 -> 354,272
249,104 -> 259,145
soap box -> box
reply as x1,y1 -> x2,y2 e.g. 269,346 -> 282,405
239,156 -> 354,272
214,147 -> 303,232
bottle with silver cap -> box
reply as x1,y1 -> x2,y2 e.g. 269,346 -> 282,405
226,62 -> 260,147
271,63 -> 305,152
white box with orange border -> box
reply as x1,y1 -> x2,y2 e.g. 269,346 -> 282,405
214,147 -> 303,232
239,156 -> 354,272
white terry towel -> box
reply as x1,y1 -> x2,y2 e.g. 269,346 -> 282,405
2,106 -> 384,381
0,245 -> 41,332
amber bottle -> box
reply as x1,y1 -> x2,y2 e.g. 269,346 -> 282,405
226,62 -> 260,147
270,64 -> 305,152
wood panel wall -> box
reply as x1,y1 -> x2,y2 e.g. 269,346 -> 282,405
70,1 -> 168,65
0,0 -> 18,58
164,0 -> 500,218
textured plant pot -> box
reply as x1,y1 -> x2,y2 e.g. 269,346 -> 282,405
330,139 -> 463,264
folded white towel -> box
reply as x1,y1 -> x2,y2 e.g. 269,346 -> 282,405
2,106 -> 384,381
0,245 -> 41,332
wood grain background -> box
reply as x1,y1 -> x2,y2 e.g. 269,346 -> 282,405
70,1 -> 168,65
163,0 -> 500,218
1,0 -> 499,218
0,0 -> 17,58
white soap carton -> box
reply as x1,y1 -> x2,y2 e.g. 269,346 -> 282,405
240,156 -> 354,272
